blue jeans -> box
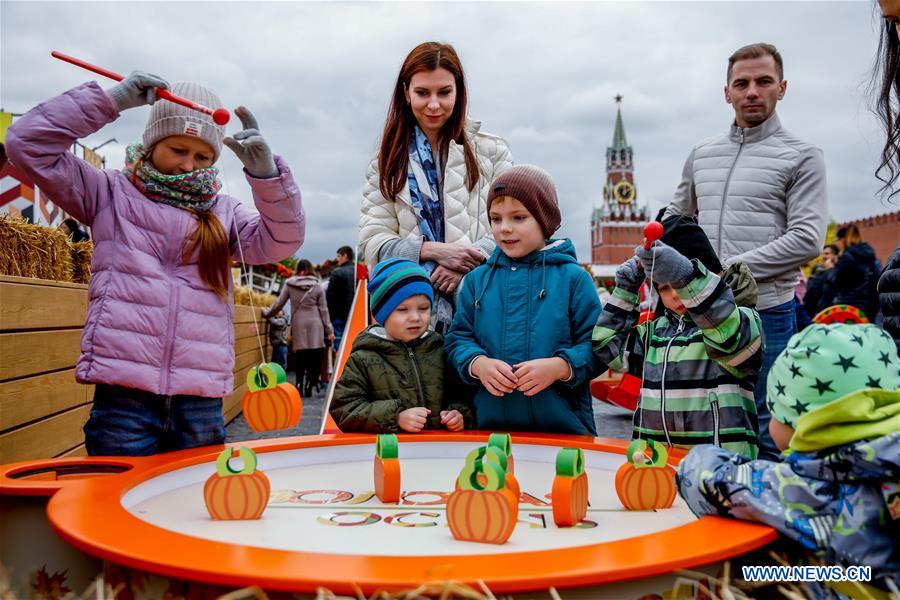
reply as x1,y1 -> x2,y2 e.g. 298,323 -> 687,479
755,299 -> 797,460
332,319 -> 346,346
84,384 -> 226,456
271,343 -> 288,369
794,295 -> 813,331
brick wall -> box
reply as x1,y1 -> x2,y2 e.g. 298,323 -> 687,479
838,210 -> 899,265
592,223 -> 644,264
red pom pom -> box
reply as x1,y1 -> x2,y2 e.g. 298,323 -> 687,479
642,221 -> 664,249
212,108 -> 231,126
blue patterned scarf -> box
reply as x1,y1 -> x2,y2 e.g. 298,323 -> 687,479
408,126 -> 444,242
407,126 -> 454,332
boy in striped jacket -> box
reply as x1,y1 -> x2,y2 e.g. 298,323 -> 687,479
593,216 -> 763,458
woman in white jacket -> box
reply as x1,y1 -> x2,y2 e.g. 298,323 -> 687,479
359,41 -> 512,333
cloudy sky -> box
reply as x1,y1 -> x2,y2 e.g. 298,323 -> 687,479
1,1 -> 892,263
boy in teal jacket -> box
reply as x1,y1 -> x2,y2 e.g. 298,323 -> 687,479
678,324 -> 900,591
445,165 -> 601,435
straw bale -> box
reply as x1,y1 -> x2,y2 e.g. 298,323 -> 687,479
71,241 -> 93,284
0,215 -> 74,282
234,285 -> 277,308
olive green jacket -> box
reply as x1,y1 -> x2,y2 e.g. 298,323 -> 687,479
330,326 -> 474,433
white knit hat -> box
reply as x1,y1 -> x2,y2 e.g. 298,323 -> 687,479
142,82 -> 225,161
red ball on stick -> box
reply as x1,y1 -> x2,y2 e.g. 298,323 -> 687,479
52,50 -> 231,126
212,108 -> 231,126
642,221 -> 664,250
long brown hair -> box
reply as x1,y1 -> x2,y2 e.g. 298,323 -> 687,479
134,146 -> 232,297
378,42 -> 480,201
183,211 -> 232,297
296,259 -> 313,276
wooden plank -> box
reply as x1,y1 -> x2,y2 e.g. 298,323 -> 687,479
234,321 -> 270,340
0,334 -> 264,384
239,338 -> 271,359
234,335 -> 268,357
223,383 -> 247,423
56,444 -> 87,458
234,304 -> 270,324
234,361 -> 256,385
0,404 -> 91,463
234,348 -> 258,375
234,304 -> 258,323
0,275 -> 88,290
233,345 -> 272,375
0,329 -> 82,382
0,282 -> 88,331
235,325 -> 268,343
234,320 -> 264,341
0,368 -> 93,432
0,300 -> 268,454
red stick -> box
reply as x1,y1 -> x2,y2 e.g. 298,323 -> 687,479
51,51 -> 230,125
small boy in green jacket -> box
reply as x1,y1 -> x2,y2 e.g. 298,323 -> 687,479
329,258 -> 473,433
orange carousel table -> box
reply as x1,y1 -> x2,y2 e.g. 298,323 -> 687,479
0,432 -> 776,598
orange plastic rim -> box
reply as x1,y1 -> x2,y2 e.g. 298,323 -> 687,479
0,432 -> 776,594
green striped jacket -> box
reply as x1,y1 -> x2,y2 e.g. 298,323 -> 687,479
592,261 -> 763,458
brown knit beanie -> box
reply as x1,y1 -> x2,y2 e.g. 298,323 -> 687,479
487,165 -> 561,239
142,82 -> 225,161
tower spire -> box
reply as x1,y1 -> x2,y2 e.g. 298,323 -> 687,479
592,94 -> 648,264
612,94 -> 628,151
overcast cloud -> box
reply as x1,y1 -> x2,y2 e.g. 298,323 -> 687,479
1,1 -> 891,263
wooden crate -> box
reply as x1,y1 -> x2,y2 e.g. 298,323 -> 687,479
0,276 -> 270,463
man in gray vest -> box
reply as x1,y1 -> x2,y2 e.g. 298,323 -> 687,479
665,43 -> 828,460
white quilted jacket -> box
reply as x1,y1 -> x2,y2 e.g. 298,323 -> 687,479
359,120 -> 512,265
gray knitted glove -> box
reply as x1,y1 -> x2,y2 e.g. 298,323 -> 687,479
635,241 -> 695,288
615,256 -> 645,292
223,106 -> 279,179
107,71 -> 169,112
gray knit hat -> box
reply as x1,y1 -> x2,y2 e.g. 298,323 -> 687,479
487,165 -> 561,239
142,82 -> 225,161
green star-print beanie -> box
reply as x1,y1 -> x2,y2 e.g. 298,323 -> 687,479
767,323 -> 900,427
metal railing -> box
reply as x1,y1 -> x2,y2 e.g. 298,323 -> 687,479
237,265 -> 282,294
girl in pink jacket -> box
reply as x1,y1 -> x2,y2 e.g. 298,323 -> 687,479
6,71 -> 305,456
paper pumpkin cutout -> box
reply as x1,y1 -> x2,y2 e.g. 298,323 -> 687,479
488,433 -> 515,474
552,447 -> 589,527
615,439 -> 677,510
454,445 -> 520,500
447,447 -> 518,544
813,304 -> 869,325
204,447 -> 270,520
374,434 -> 400,503
241,362 -> 302,432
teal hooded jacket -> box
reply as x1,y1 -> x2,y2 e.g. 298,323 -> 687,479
445,239 -> 601,435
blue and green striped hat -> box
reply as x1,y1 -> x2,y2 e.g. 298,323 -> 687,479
367,258 -> 434,325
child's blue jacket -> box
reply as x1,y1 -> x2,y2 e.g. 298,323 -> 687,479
445,239 -> 601,435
